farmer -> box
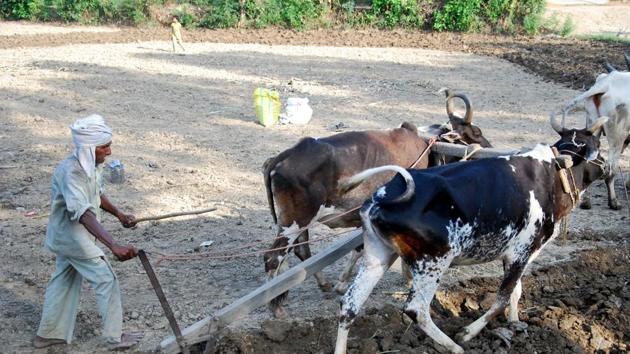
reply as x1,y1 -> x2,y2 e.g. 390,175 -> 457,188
34,114 -> 142,350
171,16 -> 186,53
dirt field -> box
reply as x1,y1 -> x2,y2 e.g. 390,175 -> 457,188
0,17 -> 628,354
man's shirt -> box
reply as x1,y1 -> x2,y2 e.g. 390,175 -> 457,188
45,155 -> 105,259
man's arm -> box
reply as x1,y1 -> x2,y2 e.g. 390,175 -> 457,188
100,194 -> 136,228
80,210 -> 137,261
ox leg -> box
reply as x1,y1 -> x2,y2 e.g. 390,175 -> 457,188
579,188 -> 592,209
605,174 -> 620,210
334,246 -> 363,295
335,232 -> 397,354
605,132 -> 627,210
294,229 -> 332,292
456,261 -> 527,343
265,234 -> 291,319
405,255 -> 463,354
503,259 -> 523,323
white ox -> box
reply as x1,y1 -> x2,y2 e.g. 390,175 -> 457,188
558,60 -> 630,210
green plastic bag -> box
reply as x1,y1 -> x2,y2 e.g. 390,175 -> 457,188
253,88 -> 281,127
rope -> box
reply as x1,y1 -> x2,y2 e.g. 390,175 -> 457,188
150,137 -> 437,266
460,144 -> 482,161
409,137 -> 437,169
153,228 -> 358,264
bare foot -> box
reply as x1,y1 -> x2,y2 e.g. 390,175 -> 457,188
33,336 -> 66,349
107,332 -> 143,351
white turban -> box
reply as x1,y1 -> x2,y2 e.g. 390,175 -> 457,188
70,114 -> 112,178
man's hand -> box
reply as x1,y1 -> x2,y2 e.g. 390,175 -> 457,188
112,244 -> 138,262
117,213 -> 137,228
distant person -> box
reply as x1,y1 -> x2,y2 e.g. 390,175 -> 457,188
171,16 -> 186,53
33,114 -> 142,350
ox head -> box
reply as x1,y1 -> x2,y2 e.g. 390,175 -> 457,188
550,113 -> 609,183
603,52 -> 630,73
442,89 -> 492,147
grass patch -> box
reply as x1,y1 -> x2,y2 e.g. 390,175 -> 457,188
580,33 -> 630,45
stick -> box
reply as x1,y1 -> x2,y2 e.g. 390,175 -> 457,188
134,208 -> 217,223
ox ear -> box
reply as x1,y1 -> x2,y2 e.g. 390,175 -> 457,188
588,116 -> 609,137
549,111 -> 563,134
604,61 -> 616,73
586,148 -> 599,162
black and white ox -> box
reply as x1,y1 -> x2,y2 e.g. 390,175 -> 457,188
557,53 -> 630,209
333,116 -> 608,354
262,92 -> 490,318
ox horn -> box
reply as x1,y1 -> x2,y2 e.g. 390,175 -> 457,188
624,52 -> 630,70
550,111 -> 563,134
446,91 -> 474,124
457,93 -> 473,124
604,61 -> 616,73
588,116 -> 609,136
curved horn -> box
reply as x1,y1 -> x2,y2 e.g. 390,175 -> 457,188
550,111 -> 563,134
624,51 -> 630,70
604,61 -> 616,73
444,89 -> 455,118
588,116 -> 609,135
339,165 -> 415,204
453,93 -> 473,124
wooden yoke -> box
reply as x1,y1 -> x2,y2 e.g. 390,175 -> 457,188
552,147 -> 573,195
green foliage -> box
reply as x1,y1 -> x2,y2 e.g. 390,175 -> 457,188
245,0 -> 281,28
532,11 -> 574,37
1,0 -> 549,34
173,6 -> 198,28
199,0 -> 239,28
369,0 -> 423,29
1,0 -> 33,19
433,0 -> 481,32
559,15 -> 574,37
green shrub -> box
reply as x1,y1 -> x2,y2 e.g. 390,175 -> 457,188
559,15 -> 574,37
369,0 -> 422,29
245,0 -> 283,28
174,7 -> 198,28
199,0 -> 240,28
433,0 -> 481,32
1,0 -> 33,19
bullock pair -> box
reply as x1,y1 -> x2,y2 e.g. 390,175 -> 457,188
262,91 -> 490,318
558,53 -> 630,210
334,115 -> 608,353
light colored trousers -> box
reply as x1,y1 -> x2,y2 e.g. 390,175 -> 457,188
37,255 -> 122,344
172,35 -> 185,52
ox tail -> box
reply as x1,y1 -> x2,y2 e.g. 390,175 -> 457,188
339,165 -> 415,204
263,156 -> 280,225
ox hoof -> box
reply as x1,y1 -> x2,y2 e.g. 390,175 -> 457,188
455,328 -> 473,344
609,201 -> 622,210
334,282 -> 348,295
271,305 -> 288,319
318,282 -> 333,293
579,200 -> 591,210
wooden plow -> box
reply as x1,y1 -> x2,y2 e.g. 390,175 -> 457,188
157,140 -> 522,353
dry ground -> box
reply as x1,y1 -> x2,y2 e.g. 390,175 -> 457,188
0,16 -> 628,354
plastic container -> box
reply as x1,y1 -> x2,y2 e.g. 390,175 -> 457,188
253,88 -> 281,127
106,160 -> 125,184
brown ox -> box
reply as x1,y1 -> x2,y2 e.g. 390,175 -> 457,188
263,92 -> 488,318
